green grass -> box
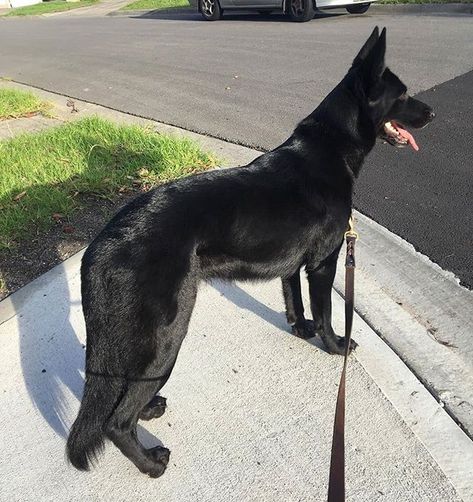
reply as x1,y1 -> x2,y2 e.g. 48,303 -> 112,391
0,116 -> 218,248
120,0 -> 189,11
5,0 -> 97,17
0,88 -> 51,120
379,0 -> 472,3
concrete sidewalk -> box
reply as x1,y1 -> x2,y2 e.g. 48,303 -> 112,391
0,250 -> 468,501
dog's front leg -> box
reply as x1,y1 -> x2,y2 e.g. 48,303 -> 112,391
306,248 -> 356,355
282,269 -> 315,339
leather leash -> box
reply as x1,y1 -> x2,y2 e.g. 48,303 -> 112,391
327,216 -> 358,502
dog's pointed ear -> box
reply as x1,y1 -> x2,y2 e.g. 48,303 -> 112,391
357,27 -> 387,96
352,26 -> 379,67
368,27 -> 386,79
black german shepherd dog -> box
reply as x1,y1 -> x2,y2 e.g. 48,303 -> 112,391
67,27 -> 434,477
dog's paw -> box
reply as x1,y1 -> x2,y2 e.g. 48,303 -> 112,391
327,336 -> 358,355
145,446 -> 170,478
139,395 -> 167,421
291,319 -> 316,339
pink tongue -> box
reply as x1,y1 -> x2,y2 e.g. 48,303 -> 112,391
393,121 -> 419,151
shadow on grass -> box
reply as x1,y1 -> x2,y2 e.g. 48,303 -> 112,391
1,117 -> 213,287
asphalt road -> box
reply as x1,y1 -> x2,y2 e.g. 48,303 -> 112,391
0,11 -> 472,285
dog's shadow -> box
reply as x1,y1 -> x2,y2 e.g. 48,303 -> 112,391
212,280 -> 288,332
16,263 -> 84,440
16,264 -> 323,448
14,265 -> 157,447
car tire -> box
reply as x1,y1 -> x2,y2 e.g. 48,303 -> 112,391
346,2 -> 370,14
287,0 -> 315,22
200,0 -> 222,20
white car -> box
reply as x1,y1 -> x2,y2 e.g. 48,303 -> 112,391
189,0 -> 376,22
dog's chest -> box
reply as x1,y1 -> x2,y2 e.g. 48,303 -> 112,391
199,222 -> 342,281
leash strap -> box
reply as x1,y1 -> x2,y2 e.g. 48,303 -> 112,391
327,218 -> 358,502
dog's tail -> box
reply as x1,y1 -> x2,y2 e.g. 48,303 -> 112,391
66,375 -> 124,471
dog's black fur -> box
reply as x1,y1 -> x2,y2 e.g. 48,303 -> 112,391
67,27 -> 434,477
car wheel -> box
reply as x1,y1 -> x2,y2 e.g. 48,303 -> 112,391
287,0 -> 315,22
346,2 -> 370,14
200,0 -> 222,20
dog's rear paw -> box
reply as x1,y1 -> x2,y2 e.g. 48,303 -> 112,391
291,319 -> 315,339
145,446 -> 170,478
139,395 -> 167,421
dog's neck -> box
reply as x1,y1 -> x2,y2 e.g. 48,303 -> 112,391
294,78 -> 377,178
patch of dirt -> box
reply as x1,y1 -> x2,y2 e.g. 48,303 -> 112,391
0,190 -> 140,301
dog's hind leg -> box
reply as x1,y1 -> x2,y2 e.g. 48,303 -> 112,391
106,275 -> 198,477
282,268 -> 315,339
106,378 -> 171,477
139,395 -> 167,421
105,326 -> 186,477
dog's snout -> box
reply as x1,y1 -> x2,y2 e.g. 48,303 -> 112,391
426,109 -> 436,121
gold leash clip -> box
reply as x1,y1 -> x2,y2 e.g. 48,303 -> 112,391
344,215 -> 359,240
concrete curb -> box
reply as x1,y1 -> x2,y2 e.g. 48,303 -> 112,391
329,288 -> 473,501
335,211 -> 473,438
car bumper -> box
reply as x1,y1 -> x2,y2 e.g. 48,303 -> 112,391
317,0 -> 377,7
